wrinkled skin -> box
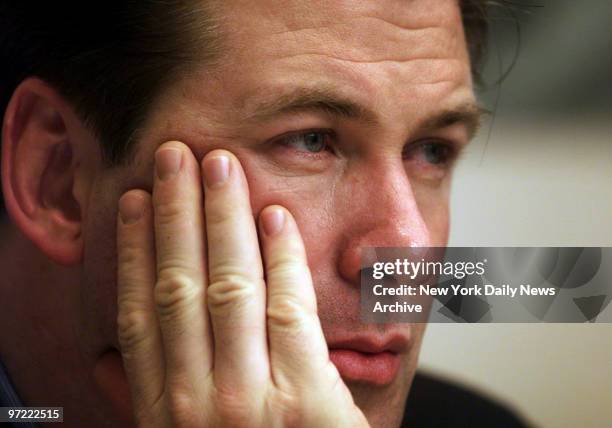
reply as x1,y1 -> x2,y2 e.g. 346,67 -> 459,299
0,1 -> 476,427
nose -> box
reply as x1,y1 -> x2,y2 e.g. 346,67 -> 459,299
336,159 -> 433,286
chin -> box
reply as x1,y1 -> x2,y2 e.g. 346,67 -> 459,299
346,363 -> 415,428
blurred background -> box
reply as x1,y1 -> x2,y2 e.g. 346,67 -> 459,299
419,1 -> 612,427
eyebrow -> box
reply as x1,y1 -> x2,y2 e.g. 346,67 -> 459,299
419,102 -> 485,140
241,85 -> 484,139
241,86 -> 377,124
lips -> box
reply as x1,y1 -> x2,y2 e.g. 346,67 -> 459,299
328,334 -> 409,386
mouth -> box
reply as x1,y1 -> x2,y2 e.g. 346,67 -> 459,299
328,334 -> 409,386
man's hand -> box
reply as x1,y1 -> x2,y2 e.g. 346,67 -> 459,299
115,141 -> 369,427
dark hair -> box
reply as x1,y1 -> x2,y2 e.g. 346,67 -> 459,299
0,1 -> 488,220
461,0 -> 490,86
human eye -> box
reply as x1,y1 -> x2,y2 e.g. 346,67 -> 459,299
403,140 -> 460,181
269,129 -> 335,158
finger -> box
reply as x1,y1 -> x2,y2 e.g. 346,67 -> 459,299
201,150 -> 268,390
116,190 -> 165,412
152,141 -> 212,391
258,205 -> 330,390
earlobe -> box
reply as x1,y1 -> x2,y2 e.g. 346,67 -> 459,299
1,78 -> 85,266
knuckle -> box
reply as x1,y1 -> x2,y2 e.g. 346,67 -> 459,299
117,241 -> 142,266
116,309 -> 151,350
212,387 -> 257,426
206,273 -> 260,313
267,295 -> 315,330
165,390 -> 200,427
205,198 -> 244,230
154,275 -> 201,315
205,205 -> 235,229
266,256 -> 308,280
154,198 -> 189,221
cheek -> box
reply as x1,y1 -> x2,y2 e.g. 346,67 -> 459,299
421,201 -> 449,246
77,173 -> 141,355
241,157 -> 336,264
412,183 -> 451,246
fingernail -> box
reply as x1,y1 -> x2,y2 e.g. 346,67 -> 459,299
203,155 -> 230,188
156,149 -> 182,181
262,207 -> 285,236
119,193 -> 144,225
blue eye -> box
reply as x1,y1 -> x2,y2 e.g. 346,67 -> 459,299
279,131 -> 332,153
404,141 -> 454,166
420,142 -> 452,165
402,140 -> 459,181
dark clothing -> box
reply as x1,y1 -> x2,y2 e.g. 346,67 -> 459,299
402,372 -> 531,428
0,359 -> 38,428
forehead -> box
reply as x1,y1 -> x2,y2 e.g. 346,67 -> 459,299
210,0 -> 472,112
220,0 -> 465,57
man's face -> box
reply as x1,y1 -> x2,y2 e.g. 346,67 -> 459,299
81,0 -> 476,426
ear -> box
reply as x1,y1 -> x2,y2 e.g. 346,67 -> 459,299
1,78 -> 99,265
